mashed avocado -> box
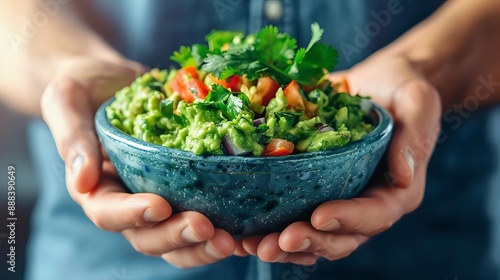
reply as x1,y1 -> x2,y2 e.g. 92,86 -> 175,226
106,24 -> 374,157
106,70 -> 373,156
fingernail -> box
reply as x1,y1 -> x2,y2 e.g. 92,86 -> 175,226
143,208 -> 165,222
296,238 -> 311,252
72,155 -> 84,174
320,219 -> 341,231
276,251 -> 288,262
205,241 -> 224,258
403,147 -> 415,180
303,256 -> 318,266
181,227 -> 204,243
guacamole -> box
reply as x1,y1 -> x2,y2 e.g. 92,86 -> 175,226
106,24 -> 373,156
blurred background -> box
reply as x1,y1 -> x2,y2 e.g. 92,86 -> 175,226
0,102 -> 38,280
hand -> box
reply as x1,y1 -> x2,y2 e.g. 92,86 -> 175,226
240,52 -> 442,265
41,57 -> 235,268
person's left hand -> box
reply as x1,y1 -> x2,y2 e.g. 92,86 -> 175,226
237,51 -> 442,265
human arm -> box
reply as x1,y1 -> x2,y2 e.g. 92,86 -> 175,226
241,0 -> 500,264
0,0 -> 124,115
0,0 -> 235,268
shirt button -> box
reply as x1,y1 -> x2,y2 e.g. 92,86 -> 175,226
264,0 -> 284,21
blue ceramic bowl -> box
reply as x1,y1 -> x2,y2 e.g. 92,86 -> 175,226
95,99 -> 393,236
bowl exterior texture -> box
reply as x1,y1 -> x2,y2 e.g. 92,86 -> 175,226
95,99 -> 392,236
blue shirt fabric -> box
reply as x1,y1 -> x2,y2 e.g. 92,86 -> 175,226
25,0 -> 500,279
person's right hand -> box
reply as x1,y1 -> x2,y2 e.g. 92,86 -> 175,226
41,56 -> 236,268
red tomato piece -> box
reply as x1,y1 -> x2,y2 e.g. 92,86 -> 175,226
186,78 -> 210,99
168,66 -> 207,103
178,66 -> 199,80
256,77 -> 280,106
262,138 -> 295,156
209,74 -> 243,92
283,80 -> 306,111
226,75 -> 243,92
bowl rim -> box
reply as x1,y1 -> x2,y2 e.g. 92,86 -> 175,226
95,98 -> 393,163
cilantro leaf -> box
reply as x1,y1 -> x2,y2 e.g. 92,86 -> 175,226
226,94 -> 244,119
202,85 -> 251,120
160,99 -> 186,125
179,23 -> 338,87
306,22 -> 324,52
205,84 -> 231,102
170,46 -> 196,67
160,99 -> 175,116
202,50 -> 268,81
255,25 -> 297,69
275,111 -> 303,127
287,23 -> 338,85
205,30 -> 245,52
191,44 -> 210,67
288,43 -> 338,85
202,45 -> 296,85
171,44 -> 209,68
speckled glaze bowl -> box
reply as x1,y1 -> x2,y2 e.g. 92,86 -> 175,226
95,99 -> 393,236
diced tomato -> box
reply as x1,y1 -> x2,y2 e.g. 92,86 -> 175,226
305,101 -> 318,118
262,138 -> 295,156
168,66 -> 208,103
283,80 -> 306,111
256,77 -> 280,106
209,74 -> 243,92
178,66 -> 199,80
186,78 -> 210,99
301,84 -> 317,93
226,75 -> 243,92
168,78 -> 184,95
284,80 -> 319,117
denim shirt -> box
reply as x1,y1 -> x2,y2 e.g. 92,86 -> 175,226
26,1 -> 500,279
91,0 -> 442,69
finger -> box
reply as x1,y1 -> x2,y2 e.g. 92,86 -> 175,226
256,233 -> 287,262
234,239 -> 250,257
69,175 -> 171,231
327,71 -> 347,84
124,60 -> 149,77
41,60 -> 143,194
279,222 -> 368,261
327,72 -> 350,93
280,254 -> 319,266
242,235 -> 265,255
61,58 -> 144,107
255,233 -> 316,264
386,80 -> 441,189
102,160 -> 118,177
122,211 -> 214,256
86,60 -> 147,105
41,78 -> 103,194
310,181 -> 423,236
161,229 -> 235,269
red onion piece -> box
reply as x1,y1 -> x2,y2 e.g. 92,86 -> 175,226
315,123 -> 334,133
253,117 -> 266,126
221,135 -> 252,156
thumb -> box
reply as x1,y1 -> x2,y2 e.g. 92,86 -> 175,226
41,78 -> 102,193
41,59 -> 145,193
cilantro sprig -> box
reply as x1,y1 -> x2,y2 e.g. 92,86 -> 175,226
171,23 -> 338,87
197,84 -> 252,120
